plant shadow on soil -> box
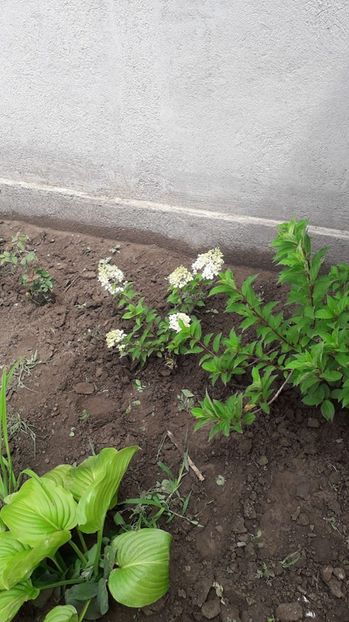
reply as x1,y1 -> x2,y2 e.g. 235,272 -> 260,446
0,220 -> 348,622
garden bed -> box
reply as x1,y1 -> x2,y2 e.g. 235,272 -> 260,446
1,219 -> 348,622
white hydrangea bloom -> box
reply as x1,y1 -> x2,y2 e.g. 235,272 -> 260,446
98,258 -> 126,295
168,312 -> 191,333
106,328 -> 127,353
192,248 -> 224,280
168,265 -> 193,289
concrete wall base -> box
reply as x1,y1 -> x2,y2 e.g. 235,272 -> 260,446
0,177 -> 348,268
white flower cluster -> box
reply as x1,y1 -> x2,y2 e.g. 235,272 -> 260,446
167,248 -> 224,288
98,258 -> 126,295
168,266 -> 193,289
192,248 -> 224,280
106,328 -> 127,353
168,312 -> 191,333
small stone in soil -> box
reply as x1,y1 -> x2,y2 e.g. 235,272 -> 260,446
307,417 -> 320,428
321,565 -> 333,584
243,499 -> 256,519
232,516 -> 247,534
328,577 -> 344,598
275,602 -> 303,621
201,599 -> 221,619
297,512 -> 310,526
81,270 -> 96,279
333,567 -> 346,581
73,382 -> 94,395
257,455 -> 268,466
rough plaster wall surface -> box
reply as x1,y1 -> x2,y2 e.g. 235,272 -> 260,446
0,1 -> 349,238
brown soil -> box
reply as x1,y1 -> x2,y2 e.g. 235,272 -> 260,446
1,219 -> 349,622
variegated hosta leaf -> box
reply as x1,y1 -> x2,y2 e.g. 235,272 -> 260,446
0,530 -> 71,589
0,476 -> 77,546
43,604 -> 78,622
67,447 -> 139,534
0,581 -> 39,622
108,528 -> 172,608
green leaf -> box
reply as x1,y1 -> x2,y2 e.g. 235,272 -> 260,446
67,447 -> 139,534
0,477 -> 77,546
0,530 -> 70,590
65,581 -> 99,601
97,578 -> 109,615
43,465 -> 73,488
0,581 -> 39,622
44,605 -> 78,622
321,400 -> 335,422
108,528 -> 171,608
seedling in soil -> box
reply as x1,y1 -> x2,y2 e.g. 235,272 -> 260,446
26,268 -> 54,305
125,400 -> 141,415
250,529 -> 264,549
215,475 -> 225,486
133,379 -> 146,393
256,562 -> 274,580
78,409 -> 91,423
0,233 -> 54,304
280,549 -> 301,570
177,388 -> 195,412
116,454 -> 200,529
10,351 -> 40,392
0,445 -> 172,621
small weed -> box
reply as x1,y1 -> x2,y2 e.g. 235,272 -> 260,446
125,400 -> 141,415
177,388 -> 195,412
26,268 -> 54,305
10,351 -> 40,392
79,409 -> 91,423
256,562 -> 274,580
133,379 -> 146,393
115,453 -> 200,529
323,515 -> 342,534
250,528 -> 264,548
215,474 -> 225,486
8,412 -> 36,456
0,369 -> 19,502
280,549 -> 301,569
0,233 -> 54,304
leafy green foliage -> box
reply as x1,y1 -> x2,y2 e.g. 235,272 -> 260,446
27,269 -> 54,305
186,220 -> 349,436
102,253 -> 221,366
0,580 -> 39,622
0,370 -> 18,502
0,233 -> 54,304
0,446 -> 172,621
43,605 -> 78,622
108,529 -> 171,607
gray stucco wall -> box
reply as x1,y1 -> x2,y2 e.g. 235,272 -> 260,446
0,1 -> 349,261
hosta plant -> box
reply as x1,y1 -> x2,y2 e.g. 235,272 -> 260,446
0,446 -> 171,621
